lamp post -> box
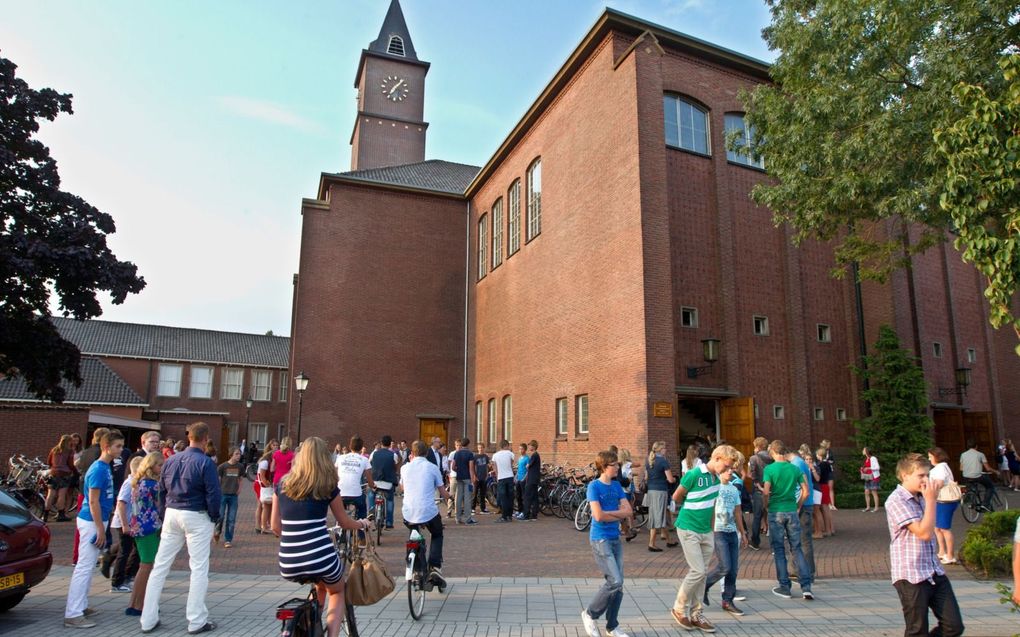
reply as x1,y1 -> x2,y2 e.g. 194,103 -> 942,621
938,367 -> 972,397
244,396 -> 253,443
686,338 -> 722,379
294,371 -> 310,443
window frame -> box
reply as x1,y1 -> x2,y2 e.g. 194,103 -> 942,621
933,342 -> 943,358
507,180 -> 521,256
723,112 -> 764,170
477,213 -> 488,281
576,394 -> 589,436
279,371 -> 288,402
817,324 -> 831,343
813,407 -> 825,421
967,347 -> 976,363
491,198 -> 503,270
502,395 -> 513,442
220,368 -> 244,400
526,158 -> 542,242
663,94 -> 711,155
251,369 -> 272,402
555,397 -> 568,437
157,363 -> 183,397
488,398 -> 497,444
189,365 -> 213,399
387,35 -> 405,57
475,401 -> 483,446
773,405 -> 785,420
836,408 -> 848,421
680,306 -> 699,328
248,422 -> 268,446
753,315 -> 770,336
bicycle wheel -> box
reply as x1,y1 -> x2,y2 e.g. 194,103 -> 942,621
574,500 -> 591,531
407,554 -> 426,620
244,463 -> 258,482
375,504 -> 383,544
343,601 -> 358,637
960,494 -> 981,523
633,506 -> 648,529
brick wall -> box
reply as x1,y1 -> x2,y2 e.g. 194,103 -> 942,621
0,406 -> 88,467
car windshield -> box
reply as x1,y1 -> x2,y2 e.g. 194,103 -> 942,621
0,489 -> 32,528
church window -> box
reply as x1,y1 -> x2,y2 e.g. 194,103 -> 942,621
664,94 -> 710,155
491,198 -> 503,269
508,180 -> 521,256
502,395 -> 513,441
488,398 -> 497,443
526,158 -> 542,241
724,113 -> 764,169
387,35 -> 405,57
477,213 -> 488,281
475,401 -> 483,445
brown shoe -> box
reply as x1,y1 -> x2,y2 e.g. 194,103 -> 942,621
691,613 -> 716,633
671,609 -> 694,631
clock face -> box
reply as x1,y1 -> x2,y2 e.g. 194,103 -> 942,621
380,75 -> 410,102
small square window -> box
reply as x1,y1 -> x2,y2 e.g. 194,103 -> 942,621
933,342 -> 943,358
817,324 -> 831,342
967,348 -> 976,363
813,407 -> 824,421
680,307 -> 699,328
836,408 -> 847,421
773,405 -> 785,420
753,315 -> 769,336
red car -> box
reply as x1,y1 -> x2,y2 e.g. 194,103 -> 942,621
0,489 -> 52,612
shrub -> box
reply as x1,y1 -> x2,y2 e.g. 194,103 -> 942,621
833,490 -> 893,510
960,510 -> 1020,578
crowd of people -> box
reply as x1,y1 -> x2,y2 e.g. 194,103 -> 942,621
39,423 -> 1020,636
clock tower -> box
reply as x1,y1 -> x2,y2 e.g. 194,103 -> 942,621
350,0 -> 430,171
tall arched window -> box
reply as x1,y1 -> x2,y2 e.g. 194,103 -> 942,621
663,94 -> 709,154
477,213 -> 488,281
502,395 -> 512,441
507,180 -> 521,256
488,399 -> 497,443
491,198 -> 503,269
475,401 -> 483,444
526,158 -> 542,241
724,113 -> 764,169
387,36 -> 405,57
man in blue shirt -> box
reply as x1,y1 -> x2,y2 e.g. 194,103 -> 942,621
64,429 -> 124,628
370,435 -> 399,529
581,450 -> 632,637
141,422 -> 221,634
788,448 -> 816,582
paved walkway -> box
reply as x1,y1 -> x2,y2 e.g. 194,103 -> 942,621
5,567 -> 1016,637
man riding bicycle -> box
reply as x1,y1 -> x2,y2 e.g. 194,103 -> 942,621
370,435 -> 399,529
336,437 -> 375,520
400,440 -> 450,589
960,439 -> 997,510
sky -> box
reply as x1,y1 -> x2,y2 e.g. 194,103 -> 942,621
1,0 -> 774,336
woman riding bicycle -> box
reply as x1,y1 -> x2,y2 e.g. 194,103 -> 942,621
272,437 -> 372,637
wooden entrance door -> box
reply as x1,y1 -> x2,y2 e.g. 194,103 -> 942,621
963,411 -> 995,457
419,419 -> 449,447
720,397 -> 755,461
934,409 -> 965,475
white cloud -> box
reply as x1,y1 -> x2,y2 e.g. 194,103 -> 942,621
215,95 -> 324,134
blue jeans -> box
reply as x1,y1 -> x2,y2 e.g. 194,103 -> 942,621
705,530 -> 739,603
215,494 -> 238,542
768,511 -> 812,592
497,478 -> 514,520
588,538 -> 624,631
342,495 -> 367,520
368,488 -> 395,527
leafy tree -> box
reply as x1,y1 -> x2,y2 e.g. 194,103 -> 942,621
853,325 -> 934,489
742,0 -> 1020,344
1,53 -> 145,401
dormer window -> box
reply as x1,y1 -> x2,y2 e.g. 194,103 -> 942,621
387,35 -> 405,57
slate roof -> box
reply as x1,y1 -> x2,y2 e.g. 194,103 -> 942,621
368,0 -> 418,61
0,357 -> 146,405
334,160 -> 480,195
52,317 -> 290,368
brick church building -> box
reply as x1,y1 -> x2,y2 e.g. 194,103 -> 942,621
288,0 -> 1020,465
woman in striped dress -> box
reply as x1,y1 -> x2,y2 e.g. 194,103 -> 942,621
272,437 -> 371,637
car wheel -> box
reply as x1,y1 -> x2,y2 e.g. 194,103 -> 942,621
0,592 -> 27,612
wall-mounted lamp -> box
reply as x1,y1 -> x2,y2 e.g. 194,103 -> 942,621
686,338 -> 721,379
938,367 -> 971,397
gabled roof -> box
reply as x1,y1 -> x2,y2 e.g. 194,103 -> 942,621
323,159 -> 480,197
0,357 -> 146,406
368,0 -> 418,61
52,317 -> 290,368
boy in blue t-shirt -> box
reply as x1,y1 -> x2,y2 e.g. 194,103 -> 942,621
581,450 -> 633,637
703,458 -> 749,615
64,429 -> 125,628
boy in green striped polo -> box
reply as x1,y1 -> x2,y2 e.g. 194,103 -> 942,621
670,444 -> 740,633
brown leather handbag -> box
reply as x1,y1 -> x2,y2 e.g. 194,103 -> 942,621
345,532 -> 395,606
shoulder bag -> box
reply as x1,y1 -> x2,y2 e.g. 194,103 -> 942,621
937,479 -> 962,503
345,532 -> 396,606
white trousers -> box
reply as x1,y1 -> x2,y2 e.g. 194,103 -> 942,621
64,517 -> 100,618
141,508 -> 214,632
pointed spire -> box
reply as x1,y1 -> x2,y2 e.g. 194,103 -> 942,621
368,0 -> 418,61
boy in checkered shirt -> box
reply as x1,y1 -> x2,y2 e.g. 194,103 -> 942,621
885,453 -> 963,637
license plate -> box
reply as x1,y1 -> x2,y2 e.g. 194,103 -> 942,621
0,573 -> 24,591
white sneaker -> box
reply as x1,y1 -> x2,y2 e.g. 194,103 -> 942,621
607,628 -> 630,637
581,609 -> 601,637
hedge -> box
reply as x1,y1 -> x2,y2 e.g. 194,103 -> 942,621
960,510 -> 1020,578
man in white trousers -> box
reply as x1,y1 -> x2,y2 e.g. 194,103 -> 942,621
141,421 -> 222,634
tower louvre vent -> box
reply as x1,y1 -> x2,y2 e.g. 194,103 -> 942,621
387,35 -> 405,56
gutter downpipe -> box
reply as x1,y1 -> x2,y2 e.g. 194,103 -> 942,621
462,200 -> 471,437
852,260 -> 871,416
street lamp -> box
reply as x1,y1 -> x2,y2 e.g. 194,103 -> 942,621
294,371 -> 310,443
244,396 -> 253,443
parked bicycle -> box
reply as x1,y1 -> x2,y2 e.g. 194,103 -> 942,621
2,454 -> 48,519
275,525 -> 359,637
960,480 -> 1008,523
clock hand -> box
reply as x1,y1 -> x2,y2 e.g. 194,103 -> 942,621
389,79 -> 405,94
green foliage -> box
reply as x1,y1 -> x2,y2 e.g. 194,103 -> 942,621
935,53 -> 1020,345
0,53 -> 145,401
960,509 -> 1019,577
833,489 -> 892,510
743,0 -> 1020,346
852,326 -> 934,484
